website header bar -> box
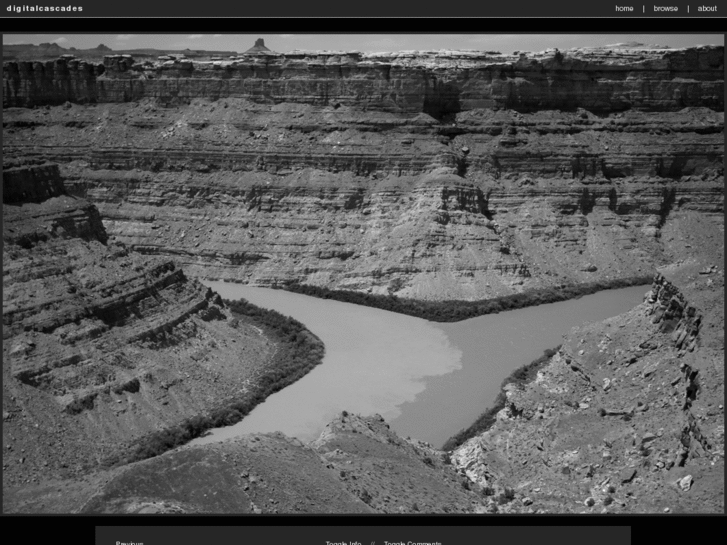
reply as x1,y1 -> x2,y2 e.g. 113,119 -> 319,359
2,1 -> 727,18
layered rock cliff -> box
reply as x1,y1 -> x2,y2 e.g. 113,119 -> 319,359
451,250 -> 724,513
3,45 -> 723,299
3,47 -> 723,112
2,164 -> 282,488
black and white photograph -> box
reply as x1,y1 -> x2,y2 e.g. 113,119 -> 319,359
2,33 -> 724,515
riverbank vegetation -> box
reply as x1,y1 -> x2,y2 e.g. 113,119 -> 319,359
277,275 -> 653,323
441,346 -> 560,452
107,299 -> 325,466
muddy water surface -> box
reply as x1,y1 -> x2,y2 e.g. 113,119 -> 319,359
192,282 -> 649,448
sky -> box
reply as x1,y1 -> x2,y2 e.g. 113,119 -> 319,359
3,34 -> 723,54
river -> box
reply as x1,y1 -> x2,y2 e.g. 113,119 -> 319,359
192,282 -> 649,448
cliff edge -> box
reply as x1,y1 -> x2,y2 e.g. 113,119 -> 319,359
4,45 -> 723,299
2,164 -> 281,491
451,253 -> 724,513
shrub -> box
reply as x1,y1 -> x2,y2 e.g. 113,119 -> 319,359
106,296 -> 326,467
442,346 -> 560,452
359,489 -> 373,504
276,275 -> 653,323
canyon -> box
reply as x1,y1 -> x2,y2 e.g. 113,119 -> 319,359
3,44 -> 723,299
2,163 -> 322,493
2,42 -> 724,513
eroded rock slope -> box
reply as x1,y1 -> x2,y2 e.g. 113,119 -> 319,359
3,45 -> 723,299
2,163 -> 278,489
451,250 -> 724,513
73,413 -> 488,514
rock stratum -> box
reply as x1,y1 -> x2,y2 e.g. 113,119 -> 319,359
3,46 -> 723,112
3,45 -> 724,299
2,163 -> 289,490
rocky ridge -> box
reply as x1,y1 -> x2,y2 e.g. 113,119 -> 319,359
2,45 -> 723,300
2,164 -> 281,489
450,259 -> 724,513
71,413 -> 488,514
